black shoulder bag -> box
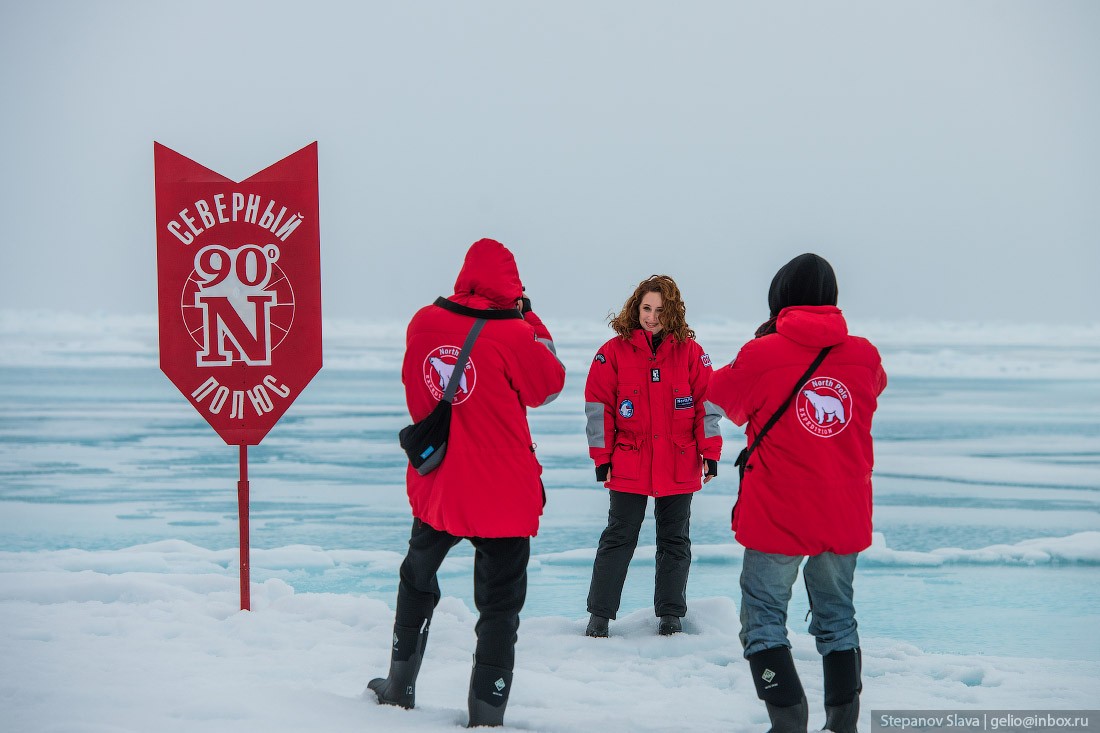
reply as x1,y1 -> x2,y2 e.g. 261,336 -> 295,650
399,318 -> 486,475
732,346 -> 833,511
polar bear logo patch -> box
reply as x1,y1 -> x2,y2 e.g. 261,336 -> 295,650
802,390 -> 845,425
428,356 -> 468,395
422,346 -> 477,405
796,377 -> 853,438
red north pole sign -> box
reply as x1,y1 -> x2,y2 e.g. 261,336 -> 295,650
155,142 -> 321,611
154,142 -> 322,446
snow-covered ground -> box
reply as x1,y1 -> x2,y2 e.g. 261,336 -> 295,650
2,312 -> 1099,731
4,547 -> 1099,733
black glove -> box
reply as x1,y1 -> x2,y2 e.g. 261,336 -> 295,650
704,458 -> 718,478
520,295 -> 532,314
595,463 -> 611,482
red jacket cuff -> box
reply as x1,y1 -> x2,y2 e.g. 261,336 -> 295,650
524,311 -> 552,341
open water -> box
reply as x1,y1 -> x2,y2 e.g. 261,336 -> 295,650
1,315 -> 1098,660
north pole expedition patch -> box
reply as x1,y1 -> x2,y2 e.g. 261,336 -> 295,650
675,395 -> 694,410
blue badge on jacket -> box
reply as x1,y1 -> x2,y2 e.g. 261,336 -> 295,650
675,396 -> 694,410
619,399 -> 634,418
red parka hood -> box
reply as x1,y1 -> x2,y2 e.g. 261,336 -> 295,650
450,238 -> 523,310
777,305 -> 849,348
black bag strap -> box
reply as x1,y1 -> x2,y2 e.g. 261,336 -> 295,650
442,319 -> 486,403
735,345 -> 833,470
434,297 -> 523,320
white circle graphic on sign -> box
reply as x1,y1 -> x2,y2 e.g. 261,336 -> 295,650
180,243 -> 296,367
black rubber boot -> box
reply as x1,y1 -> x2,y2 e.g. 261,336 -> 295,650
765,696 -> 809,733
585,614 -> 609,638
748,646 -> 808,733
367,621 -> 429,709
658,614 -> 682,635
467,659 -> 513,728
822,648 -> 861,733
823,700 -> 859,733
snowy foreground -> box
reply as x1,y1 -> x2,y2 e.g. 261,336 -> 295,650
3,541 -> 1099,733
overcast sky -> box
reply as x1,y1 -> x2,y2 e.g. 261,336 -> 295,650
1,1 -> 1097,326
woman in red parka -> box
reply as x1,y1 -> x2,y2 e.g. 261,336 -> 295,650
706,253 -> 886,733
583,275 -> 722,637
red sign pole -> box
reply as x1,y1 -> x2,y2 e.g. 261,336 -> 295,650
154,143 -> 322,612
238,444 -> 251,611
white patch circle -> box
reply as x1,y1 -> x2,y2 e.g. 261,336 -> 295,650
796,376 -> 853,438
422,346 -> 477,405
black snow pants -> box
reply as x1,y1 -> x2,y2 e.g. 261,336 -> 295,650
395,518 -> 530,670
587,490 -> 692,619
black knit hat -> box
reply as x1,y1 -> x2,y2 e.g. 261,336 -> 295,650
767,253 -> 839,318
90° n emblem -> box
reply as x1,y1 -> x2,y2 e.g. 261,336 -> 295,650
618,399 -> 634,418
182,243 -> 293,368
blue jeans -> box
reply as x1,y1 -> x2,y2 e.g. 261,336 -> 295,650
739,549 -> 859,657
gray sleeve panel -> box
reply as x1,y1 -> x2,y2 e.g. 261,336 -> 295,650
703,400 -> 726,438
536,337 -> 566,374
585,401 -> 606,448
539,390 -> 561,406
532,337 -> 564,407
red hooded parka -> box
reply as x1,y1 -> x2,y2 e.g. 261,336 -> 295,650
401,239 -> 566,538
706,306 -> 887,555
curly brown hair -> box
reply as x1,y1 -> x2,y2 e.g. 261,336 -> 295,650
609,275 -> 696,343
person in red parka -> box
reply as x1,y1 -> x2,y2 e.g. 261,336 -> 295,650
706,253 -> 886,733
583,275 -> 722,638
368,238 -> 565,729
